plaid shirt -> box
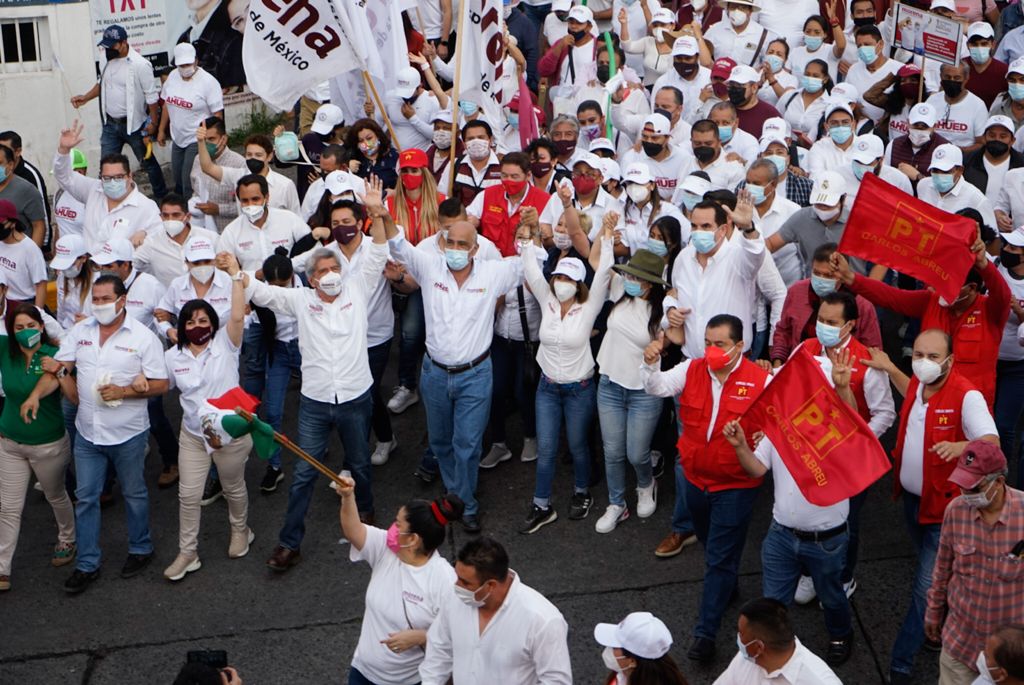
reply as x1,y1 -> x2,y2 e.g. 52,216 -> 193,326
783,173 -> 813,208
189,148 -> 245,232
925,486 -> 1024,668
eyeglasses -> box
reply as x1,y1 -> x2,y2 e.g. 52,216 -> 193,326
100,174 -> 128,182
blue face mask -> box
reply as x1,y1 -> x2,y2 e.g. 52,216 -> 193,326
718,126 -> 734,144
102,178 -> 128,199
852,161 -> 875,181
931,172 -> 955,193
765,54 -> 784,73
445,248 -> 470,270
765,154 -> 788,175
811,274 -> 837,297
969,46 -> 991,63
647,238 -> 668,256
857,45 -> 877,64
804,35 -> 824,51
508,112 -> 519,129
815,321 -> 844,348
0,167 -> 6,184
459,101 -> 478,116
801,75 -> 824,93
680,191 -> 702,211
829,125 -> 853,144
623,279 -> 644,297
691,229 -> 718,254
746,183 -> 766,205
1009,83 -> 1024,102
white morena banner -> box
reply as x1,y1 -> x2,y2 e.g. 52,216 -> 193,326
455,0 -> 505,130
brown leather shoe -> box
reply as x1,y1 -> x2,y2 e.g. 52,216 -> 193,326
266,545 -> 301,572
655,531 -> 697,558
358,511 -> 375,526
158,465 -> 179,489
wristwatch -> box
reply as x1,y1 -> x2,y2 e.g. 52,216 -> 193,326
232,271 -> 245,282
55,366 -> 68,379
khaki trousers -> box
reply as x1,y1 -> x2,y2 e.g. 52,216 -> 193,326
177,429 -> 251,556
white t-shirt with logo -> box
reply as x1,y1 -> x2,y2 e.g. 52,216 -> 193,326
54,189 -> 86,239
924,91 -> 988,148
619,145 -> 692,200
160,69 -> 225,147
0,236 -> 47,301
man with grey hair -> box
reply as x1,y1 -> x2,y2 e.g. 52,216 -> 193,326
221,184 -> 390,573
744,158 -> 800,286
549,115 -> 581,173
923,61 -> 988,150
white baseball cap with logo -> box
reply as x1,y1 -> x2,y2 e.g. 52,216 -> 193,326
594,612 -> 673,660
92,238 -> 134,266
567,5 -> 594,24
1003,225 -> 1024,247
598,158 -> 622,182
552,257 -> 586,282
672,36 -> 699,57
908,103 -> 937,127
588,137 -> 615,155
572,152 -> 604,173
394,66 -> 422,99
623,163 -> 654,185
173,42 -> 197,66
311,104 -> 344,135
929,143 -> 964,171
50,234 -> 88,271
728,64 -> 760,85
184,235 -> 216,263
810,171 -> 846,206
968,21 -> 995,40
679,173 -> 711,198
1010,57 -> 1024,76
850,135 -> 884,165
642,113 -> 671,135
985,115 -> 1015,135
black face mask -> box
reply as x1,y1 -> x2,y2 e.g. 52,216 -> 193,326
553,139 -> 576,158
674,62 -> 698,78
852,16 -> 875,27
941,79 -> 963,98
642,141 -> 664,157
985,140 -> 1010,158
246,158 -> 266,174
105,47 -> 121,61
1002,249 -> 1023,269
555,10 -> 569,21
727,85 -> 748,106
693,145 -> 716,163
403,95 -> 418,105
569,30 -> 587,42
654,108 -> 674,121
0,224 -> 12,241
596,64 -> 610,83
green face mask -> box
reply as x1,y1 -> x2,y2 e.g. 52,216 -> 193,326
14,328 -> 40,349
205,142 -> 220,158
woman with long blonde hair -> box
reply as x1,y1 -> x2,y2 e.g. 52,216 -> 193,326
387,149 -> 445,245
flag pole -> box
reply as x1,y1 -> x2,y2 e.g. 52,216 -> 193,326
234,407 -> 348,487
362,71 -> 403,154
448,0 -> 468,196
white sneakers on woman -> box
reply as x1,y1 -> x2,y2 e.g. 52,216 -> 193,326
637,483 -> 658,518
595,505 -> 630,533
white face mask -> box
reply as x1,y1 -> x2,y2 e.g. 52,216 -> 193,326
554,280 -> 578,302
553,231 -> 573,250
316,271 -> 343,296
179,65 -> 197,78
602,647 -> 627,673
908,129 -> 932,147
626,184 -> 650,204
653,28 -> 666,43
190,265 -> 215,283
729,8 -> 749,26
962,478 -> 999,509
241,204 -> 266,222
975,650 -> 1002,684
912,355 -> 949,385
813,205 -> 841,222
63,264 -> 82,280
737,634 -> 760,662
163,219 -> 186,237
453,582 -> 491,608
691,0 -> 707,9
93,300 -> 122,325
465,138 -> 491,161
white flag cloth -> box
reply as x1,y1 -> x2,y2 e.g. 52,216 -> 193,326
243,0 -> 362,111
455,0 -> 506,131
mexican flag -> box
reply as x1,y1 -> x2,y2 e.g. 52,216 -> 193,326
197,388 -> 276,458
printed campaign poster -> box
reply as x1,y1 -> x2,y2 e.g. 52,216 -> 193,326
892,2 -> 963,66
89,0 -> 172,69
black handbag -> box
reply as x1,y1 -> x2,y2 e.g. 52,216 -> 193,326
517,286 -> 540,387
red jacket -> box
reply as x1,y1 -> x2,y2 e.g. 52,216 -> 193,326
801,336 -> 873,424
478,184 -> 551,257
771,280 -> 881,363
677,357 -> 770,492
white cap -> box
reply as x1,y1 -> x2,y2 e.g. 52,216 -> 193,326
49,234 -> 87,271
679,173 -> 711,197
930,0 -> 956,10
551,0 -> 571,11
643,113 -> 671,135
986,114 -> 1015,134
850,134 -> 884,164
728,64 -> 760,85
651,8 -> 676,25
572,151 -> 604,172
909,102 -> 937,127
184,235 -> 216,263
92,238 -> 134,266
830,82 -> 860,104
929,143 -> 963,171
324,170 -> 358,198
810,171 -> 846,206
1010,57 -> 1024,76
567,5 -> 594,24
173,42 -> 197,66
394,66 -> 422,99
311,104 -> 344,135
761,117 -> 790,141
968,21 -> 995,40
825,99 -> 855,120
588,137 -> 615,154
431,109 -> 453,125
594,612 -> 673,660
1003,225 -> 1024,247
624,162 -> 653,185
552,256 -> 586,282
598,158 -> 622,182
671,36 -> 699,56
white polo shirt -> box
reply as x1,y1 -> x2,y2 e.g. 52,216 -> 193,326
713,637 -> 842,685
917,177 -> 996,232
704,19 -> 774,68
134,225 -> 220,287
160,68 -> 225,147
156,269 -> 234,337
217,208 -> 311,272
118,269 -> 162,332
221,167 -> 301,215
806,136 -> 856,176
55,314 -> 167,446
0,236 -> 47,301
165,330 -> 241,437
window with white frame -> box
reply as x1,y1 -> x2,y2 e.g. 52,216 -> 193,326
0,17 -> 51,74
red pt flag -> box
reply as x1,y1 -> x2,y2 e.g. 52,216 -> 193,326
839,173 -> 976,302
208,387 -> 260,413
739,347 -> 891,506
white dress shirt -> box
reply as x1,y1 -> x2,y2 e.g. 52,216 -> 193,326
998,265 -> 1024,361
383,91 -> 441,152
704,19 -> 775,68
155,269 -> 234,337
671,153 -> 746,198
220,167 -> 301,215
757,436 -> 850,530
165,330 -> 241,438
806,136 -> 856,176
419,571 -> 572,685
713,638 -> 843,685
100,49 -> 159,133
802,339 -> 896,438
756,194 -> 802,287
650,68 -> 711,124
916,176 -> 996,231
995,167 -> 1024,226
55,314 -> 167,446
724,126 -> 761,166
244,241 -> 389,404
217,208 -> 311,272
121,269 -> 162,332
134,226 -> 220,287
754,0 -> 819,45
540,188 -> 624,237
300,173 -> 367,222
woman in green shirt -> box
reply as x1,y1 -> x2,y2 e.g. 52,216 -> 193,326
0,304 -> 78,591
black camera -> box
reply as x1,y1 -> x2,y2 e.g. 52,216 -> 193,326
186,650 -> 228,670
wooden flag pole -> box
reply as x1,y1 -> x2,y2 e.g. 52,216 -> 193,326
448,0 -> 468,196
234,408 -> 348,487
363,71 -> 403,154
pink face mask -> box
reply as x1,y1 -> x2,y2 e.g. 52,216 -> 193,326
386,523 -> 415,554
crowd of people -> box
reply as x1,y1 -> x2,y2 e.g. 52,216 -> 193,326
4,0 -> 1024,683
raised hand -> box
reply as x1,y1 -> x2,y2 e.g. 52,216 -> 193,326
722,419 -> 746,447
58,120 -> 85,154
360,175 -> 386,215
828,346 -> 852,389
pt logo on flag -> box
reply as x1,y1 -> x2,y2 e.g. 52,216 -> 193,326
765,388 -> 859,487
886,203 -> 941,257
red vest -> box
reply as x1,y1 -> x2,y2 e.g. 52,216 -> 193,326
801,337 -> 873,425
920,294 -> 1000,407
677,358 -> 770,492
893,369 -> 975,525
478,184 -> 551,257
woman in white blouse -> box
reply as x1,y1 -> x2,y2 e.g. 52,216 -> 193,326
50,235 -> 93,330
337,476 -> 461,685
788,12 -> 845,83
162,256 -> 249,582
780,59 -> 834,146
618,6 -> 677,86
516,212 -> 613,535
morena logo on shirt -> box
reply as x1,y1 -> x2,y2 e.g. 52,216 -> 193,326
165,96 -> 195,109
464,287 -> 487,295
174,367 -> 192,374
307,303 -> 324,314
78,339 -> 93,346
0,256 -> 16,270
433,282 -> 449,293
237,240 -> 255,250
114,345 -> 137,354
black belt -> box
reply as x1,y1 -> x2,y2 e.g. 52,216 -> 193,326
428,350 -> 490,374
106,115 -> 128,124
779,521 -> 847,543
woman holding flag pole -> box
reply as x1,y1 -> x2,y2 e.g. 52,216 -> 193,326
161,254 -> 250,582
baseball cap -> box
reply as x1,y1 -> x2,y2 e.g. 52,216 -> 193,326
831,82 -> 860,104
0,200 -> 16,222
394,66 -> 422,99
1004,225 -> 1024,247
594,612 -> 673,660
173,42 -> 197,66
551,0 -> 571,11
949,440 -> 1007,488
930,0 -> 956,10
598,158 -> 622,182
588,137 -> 615,155
399,148 -> 429,169
929,143 -> 963,171
967,21 -> 995,40
825,99 -> 855,121
98,24 -> 128,48
184,235 -> 216,263
1010,58 -> 1024,76
71,148 -> 88,170
897,63 -> 922,79
651,8 -> 676,25
679,173 -> 711,198
572,151 -> 604,172
985,115 -> 1015,134
623,162 -> 653,185
431,109 -> 453,125
567,5 -> 594,23
672,36 -> 699,57
49,235 -> 88,271
908,103 -> 937,127
311,104 -> 344,135
324,171 -> 359,199
92,238 -> 134,265
761,117 -> 791,141
552,256 -> 586,282
810,171 -> 846,206
643,113 -> 671,135
728,64 -> 760,85
711,57 -> 737,80
850,135 -> 884,164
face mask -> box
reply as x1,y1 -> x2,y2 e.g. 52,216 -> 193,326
652,28 -> 666,43
692,0 -> 707,9
553,231 -> 573,250
179,65 -> 197,78
976,650 -> 1001,685
766,154 -> 788,175
508,112 -> 519,129
63,264 -> 82,280
185,324 -> 213,346
0,167 -> 6,184
359,140 -> 378,157
912,356 -> 948,384
459,100 -> 479,116
503,5 -> 513,18
572,175 -> 598,196
623,280 -> 644,297
986,140 -> 1010,158
680,190 -> 702,211
386,522 -> 416,553
765,55 -> 784,73
931,173 -> 955,193
93,300 -> 122,325
691,229 -> 718,254
241,204 -> 266,222
245,158 -> 265,174
829,125 -> 853,145
190,265 -> 215,283
647,238 -> 668,256
816,321 -> 845,348
908,129 -> 932,147
1009,83 -> 1024,102
205,142 -> 220,159
502,178 -> 527,195
857,45 -> 877,64
466,138 -> 491,161
163,219 -> 186,237
852,161 -> 875,181
554,280 -> 578,302
580,124 -> 601,141
401,173 -> 424,190
602,647 -> 627,673
15,328 -> 40,349
811,274 -> 838,296
706,344 -> 736,370
642,141 -> 664,157
712,81 -> 729,98
675,62 -> 699,78
853,16 -> 875,27
554,139 -> 577,158
727,86 -> 748,106
802,75 -> 824,93
102,178 -> 127,199
596,64 -> 611,83
962,478 -> 998,509
316,271 -> 343,296
693,145 -> 716,163
333,224 -> 360,245
454,582 -> 490,608
746,183 -> 767,205
729,8 -> 749,26
569,29 -> 587,41
446,248 -> 470,270
900,81 -> 921,99
531,161 -> 553,178
718,125 -> 735,143
941,79 -> 963,98
555,10 -> 569,20
970,46 -> 991,63
813,204 -> 841,222
737,634 -> 759,662
805,35 -> 824,51
432,130 -> 452,149
626,184 -> 650,203
1001,250 -> 1022,269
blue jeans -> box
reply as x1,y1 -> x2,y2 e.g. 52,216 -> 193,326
890,493 -> 943,676
686,481 -> 760,640
762,521 -> 852,638
994,359 -> 1024,488
597,375 -> 660,506
672,460 -> 696,535
100,120 -> 167,198
264,338 -> 302,468
842,489 -> 869,583
397,290 -> 426,390
488,335 -> 537,445
367,339 -> 394,443
73,431 -> 153,572
242,323 -> 268,399
420,356 -> 493,516
279,391 -> 373,550
348,665 -> 414,685
147,395 -> 179,467
533,374 -> 595,504
170,142 -> 198,199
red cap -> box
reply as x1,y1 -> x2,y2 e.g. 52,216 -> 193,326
508,95 -> 547,126
949,440 -> 1007,489
398,148 -> 428,169
897,64 -> 922,79
0,200 -> 16,222
711,57 -> 737,80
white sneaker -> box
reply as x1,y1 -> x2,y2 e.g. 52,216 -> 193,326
387,386 -> 419,414
480,442 -> 512,469
843,578 -> 857,599
595,504 -> 629,533
520,437 -> 538,463
636,482 -> 658,518
794,575 -> 817,604
371,439 -> 397,466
